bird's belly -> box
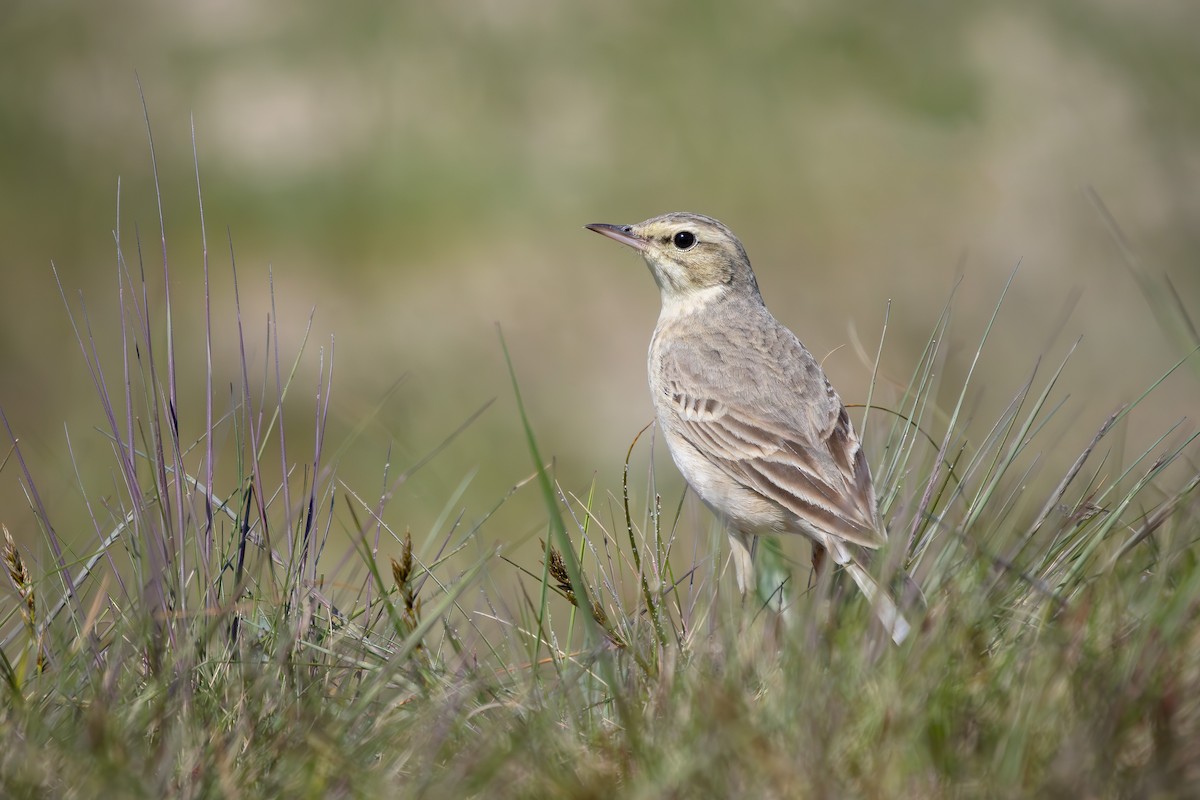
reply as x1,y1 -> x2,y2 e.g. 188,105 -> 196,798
660,427 -> 786,533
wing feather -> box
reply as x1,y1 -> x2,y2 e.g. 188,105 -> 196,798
655,316 -> 886,549
677,407 -> 885,548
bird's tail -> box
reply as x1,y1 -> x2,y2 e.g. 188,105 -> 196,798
844,561 -> 911,645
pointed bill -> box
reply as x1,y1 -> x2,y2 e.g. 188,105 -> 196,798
585,223 -> 648,252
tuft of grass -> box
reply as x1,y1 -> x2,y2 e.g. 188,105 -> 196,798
0,119 -> 1198,799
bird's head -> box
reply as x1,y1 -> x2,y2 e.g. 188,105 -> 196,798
586,212 -> 761,312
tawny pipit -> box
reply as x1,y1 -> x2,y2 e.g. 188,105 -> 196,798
586,212 -> 910,644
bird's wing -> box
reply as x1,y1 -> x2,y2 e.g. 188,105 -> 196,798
658,326 -> 886,550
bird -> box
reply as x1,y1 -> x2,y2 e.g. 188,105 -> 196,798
585,212 -> 910,644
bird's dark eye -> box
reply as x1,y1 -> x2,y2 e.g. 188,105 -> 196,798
673,231 -> 696,250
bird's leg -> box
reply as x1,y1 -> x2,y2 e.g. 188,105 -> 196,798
811,542 -> 827,581
727,530 -> 755,596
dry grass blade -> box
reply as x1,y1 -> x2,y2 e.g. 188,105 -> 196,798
1022,407 -> 1123,543
1088,187 -> 1200,364
1111,469 -> 1200,566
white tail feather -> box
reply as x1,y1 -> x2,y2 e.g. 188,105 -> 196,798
845,561 -> 911,645
728,530 -> 755,595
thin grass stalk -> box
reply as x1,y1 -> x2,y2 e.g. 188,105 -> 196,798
359,398 -> 493,608
651,470 -> 670,632
192,115 -> 218,613
0,409 -> 79,637
1014,407 -> 1124,564
878,293 -> 950,519
661,482 -> 693,639
1059,430 -> 1200,590
1022,345 -> 1200,582
1036,423 -> 1181,583
289,335 -> 335,616
139,86 -> 191,635
498,328 -> 644,747
1111,469 -> 1200,565
65,424 -> 132,611
365,446 -> 393,619
963,342 -> 1078,536
859,299 -> 889,438
1089,188 -> 1200,364
229,240 -> 277,590
881,278 -> 955,483
623,422 -> 668,652
126,231 -> 182,653
267,268 -> 298,579
113,226 -> 165,616
354,548 -> 489,720
498,329 -> 601,649
564,480 -> 597,655
907,265 -> 1020,553
918,368 -> 1056,596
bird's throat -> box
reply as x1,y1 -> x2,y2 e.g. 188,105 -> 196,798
657,284 -> 729,321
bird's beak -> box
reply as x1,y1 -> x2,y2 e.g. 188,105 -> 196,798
585,223 -> 648,252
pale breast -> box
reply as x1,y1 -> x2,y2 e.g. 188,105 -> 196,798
649,317 -> 787,532
657,422 -> 788,532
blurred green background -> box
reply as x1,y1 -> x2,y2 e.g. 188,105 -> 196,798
1,1 -> 1197,568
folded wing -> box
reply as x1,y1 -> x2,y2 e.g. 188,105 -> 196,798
659,326 -> 885,550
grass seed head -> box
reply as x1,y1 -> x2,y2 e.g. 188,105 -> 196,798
3,524 -> 35,627
391,530 -> 421,622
